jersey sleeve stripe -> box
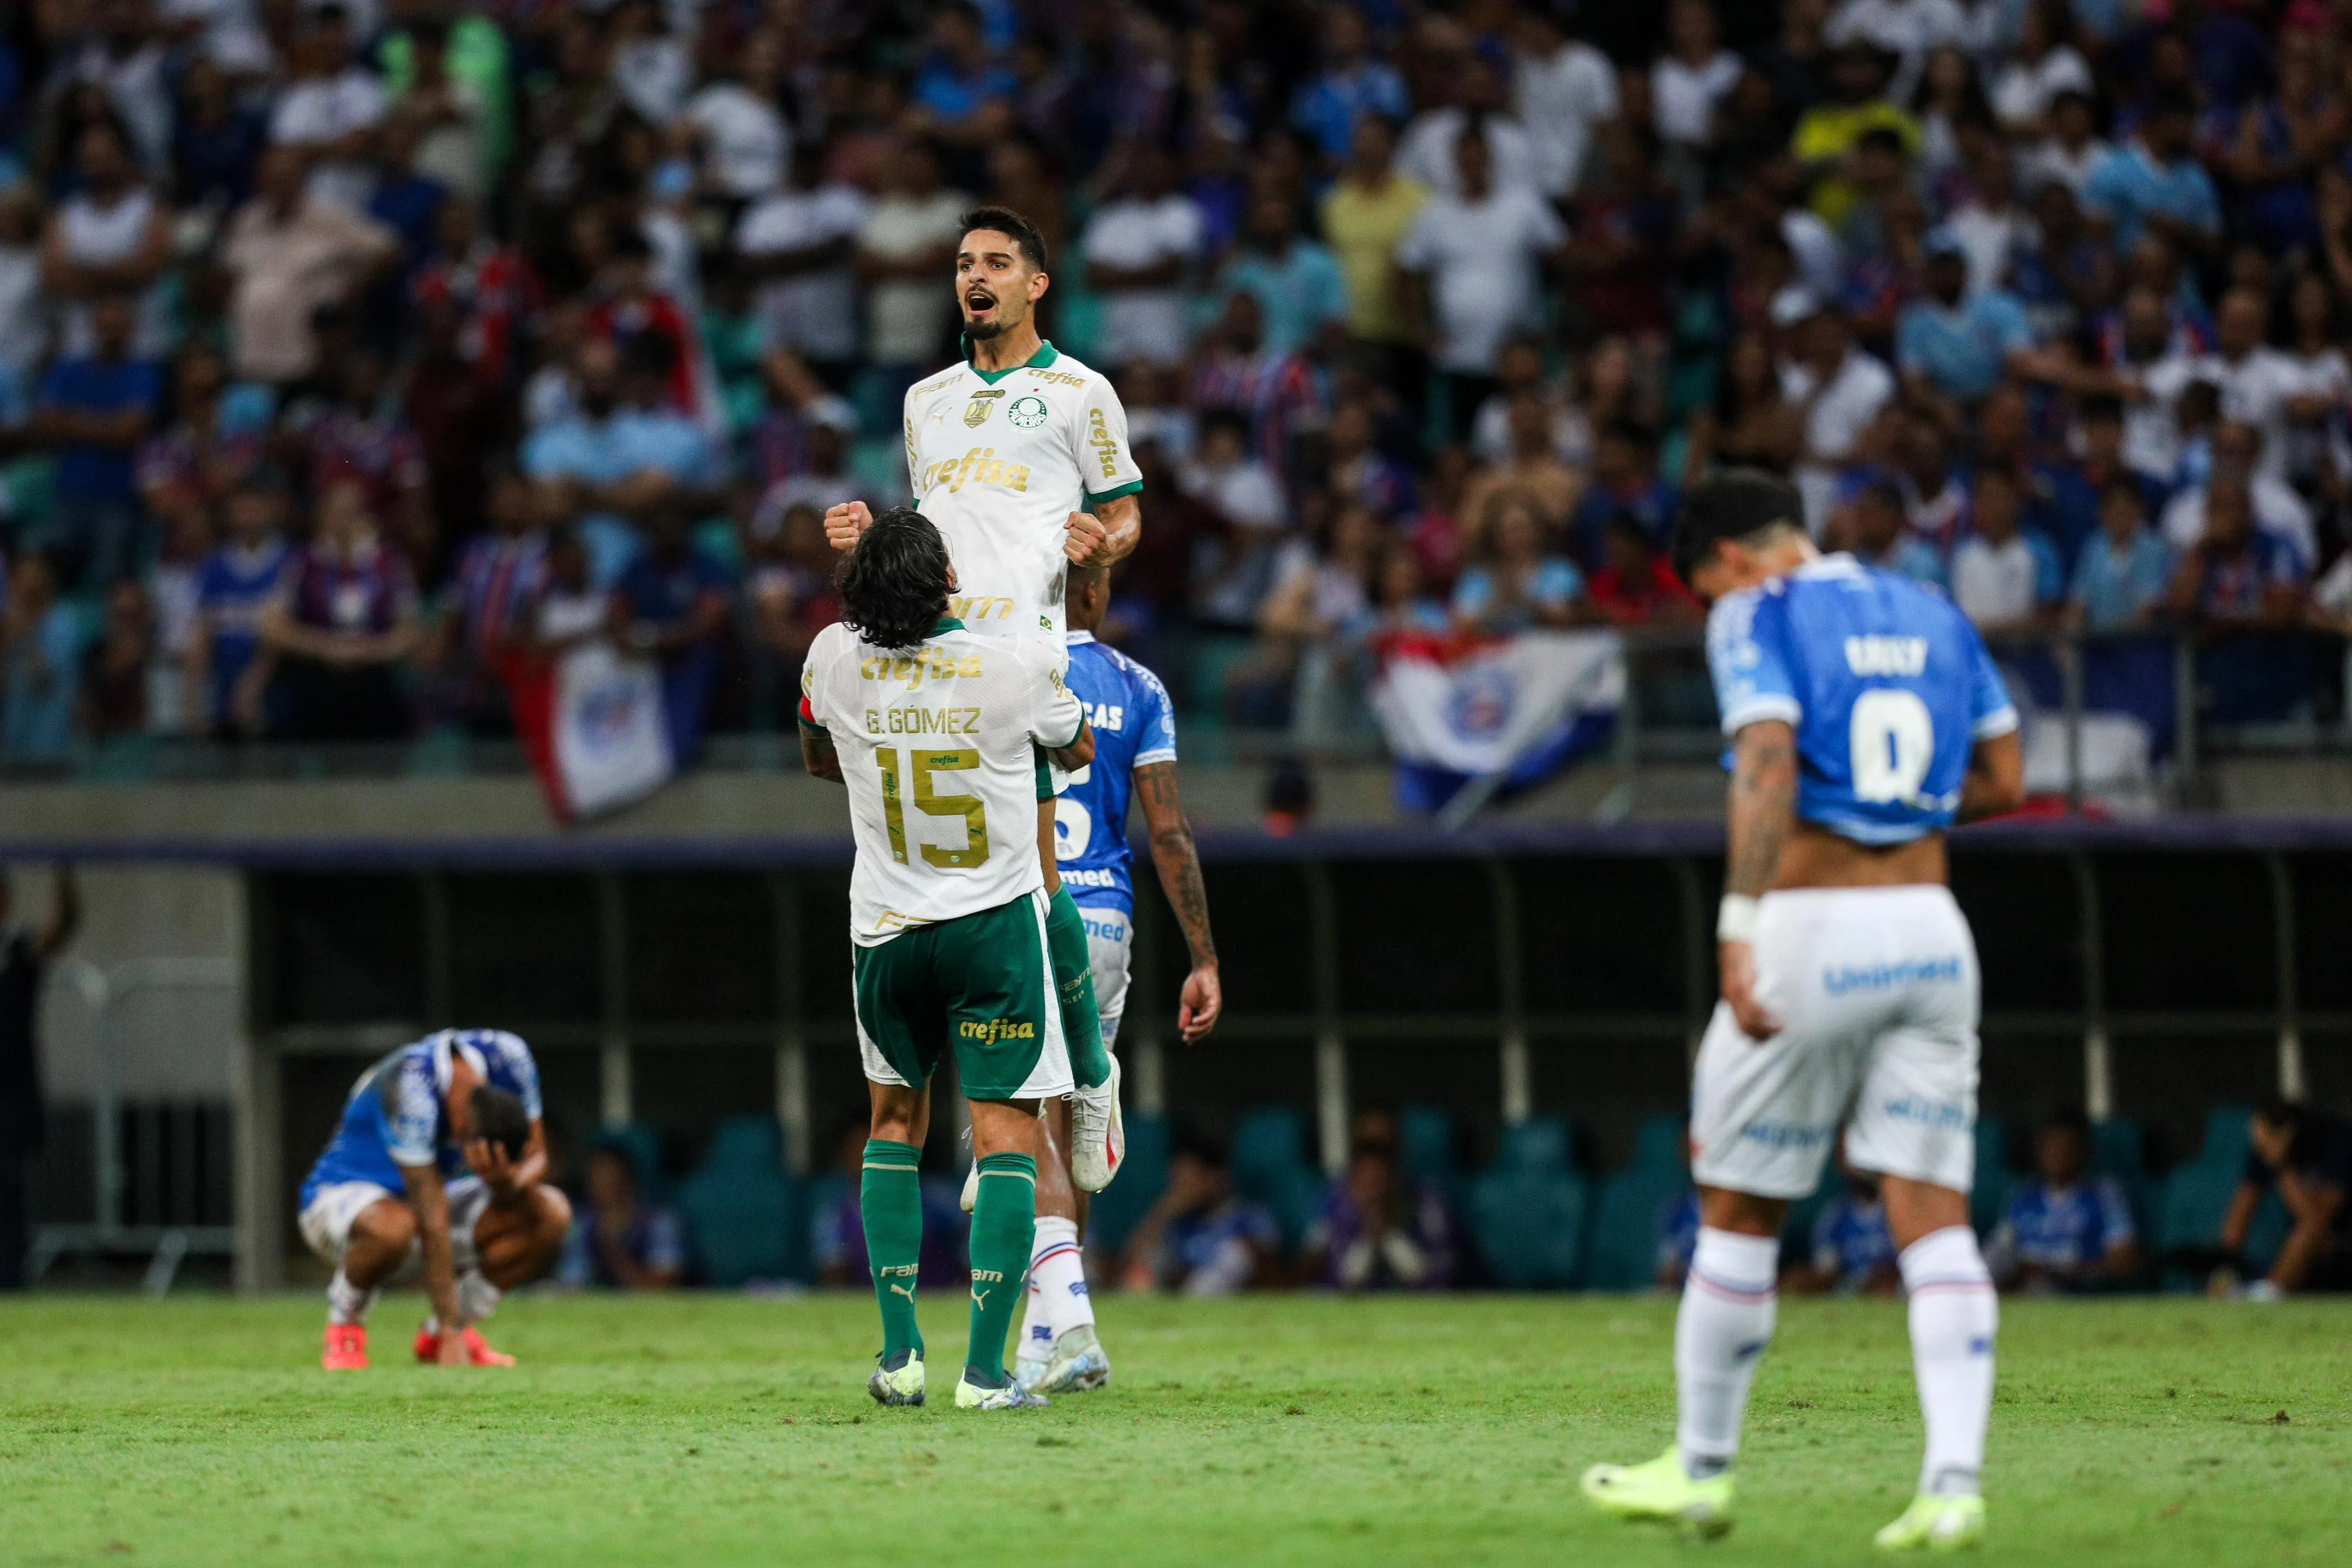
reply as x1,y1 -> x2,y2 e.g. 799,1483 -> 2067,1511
1719,695 -> 1802,735
1084,478 -> 1145,503
1971,704 -> 2021,740
1132,746 -> 1177,768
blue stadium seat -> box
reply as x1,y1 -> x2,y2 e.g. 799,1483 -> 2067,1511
1400,1104 -> 1467,1209
676,1117 -> 797,1287
1631,1113 -> 1687,1177
2091,1117 -> 2157,1250
2197,1106 -> 2254,1172
1231,1106 -> 1328,1251
1971,1116 -> 2013,1237
1470,1118 -> 1588,1289
1584,1169 -> 1688,1292
1087,1115 -> 1170,1261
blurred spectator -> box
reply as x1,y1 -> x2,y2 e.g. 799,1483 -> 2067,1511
2082,91 -> 2220,261
858,139 -> 969,404
1471,335 -> 1590,471
1239,500 -> 1383,731
1188,292 -> 1322,487
0,189 -> 42,382
30,292 -> 162,590
1398,48 -> 1537,200
680,29 -> 788,205
42,119 -> 171,359
1082,144 -> 1203,371
2216,1098 -> 2351,1297
1304,1108 -> 1459,1291
1589,514 -> 1704,626
746,499 -> 841,715
1396,127 -> 1565,438
1990,3 -> 2093,137
270,5 -> 388,214
1949,468 -> 2061,632
1897,235 -> 2043,407
1122,1132 -> 1281,1296
1,555 -> 82,761
736,144 -> 871,389
1451,494 -> 1587,634
1512,4 -> 1619,200
612,505 -> 730,766
185,476 -> 292,740
1184,408 -> 1293,630
1780,296 -> 1897,531
2169,475 -> 2308,721
1570,421 -> 1676,563
135,339 -> 261,552
78,577 -> 153,739
387,16 -> 488,206
2068,480 -> 2173,631
1988,1108 -> 2139,1293
561,1144 -> 685,1290
1289,4 -> 1408,169
1463,391 -> 1583,549
1651,1 -> 1742,156
1845,478 -> 1948,589
524,335 -> 717,587
257,477 -> 422,742
1217,189 -> 1347,359
219,145 -> 400,385
1783,1160 -> 1900,1296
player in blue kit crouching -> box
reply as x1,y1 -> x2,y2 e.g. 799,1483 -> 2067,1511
1583,470 -> 2024,1550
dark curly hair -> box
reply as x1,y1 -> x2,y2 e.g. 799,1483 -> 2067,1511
838,506 -> 953,650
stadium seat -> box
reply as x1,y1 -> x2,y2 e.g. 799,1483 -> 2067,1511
1971,1116 -> 2013,1237
2091,1117 -> 2158,1253
675,1117 -> 798,1287
1087,1115 -> 1170,1262
2197,1106 -> 2255,1172
1584,1169 -> 1688,1292
1631,1113 -> 1687,1177
1400,1104 -> 1466,1206
1469,1117 -> 1588,1289
1231,1106 -> 1328,1251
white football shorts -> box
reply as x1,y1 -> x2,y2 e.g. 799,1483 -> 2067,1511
1080,903 -> 1132,1050
298,1175 -> 491,1275
1690,885 -> 1980,1200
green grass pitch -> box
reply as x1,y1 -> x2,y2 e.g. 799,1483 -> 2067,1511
1,1292 -> 2345,1566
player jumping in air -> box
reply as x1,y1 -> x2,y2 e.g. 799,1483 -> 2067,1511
823,205 -> 1140,1197
297,1028 -> 572,1370
985,562 -> 1223,1394
1582,470 -> 2024,1549
799,507 -> 1096,1410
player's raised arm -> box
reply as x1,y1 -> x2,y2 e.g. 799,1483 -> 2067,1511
823,499 -> 875,553
1134,763 -> 1221,1042
1065,492 -> 1140,566
1065,372 -> 1144,566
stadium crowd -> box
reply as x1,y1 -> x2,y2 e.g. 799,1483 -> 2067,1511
3,0 -> 2352,764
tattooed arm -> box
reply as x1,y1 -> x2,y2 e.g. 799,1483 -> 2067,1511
1720,720 -> 1798,1039
1133,761 -> 1221,1042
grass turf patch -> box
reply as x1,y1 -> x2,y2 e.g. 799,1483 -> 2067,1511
1,1293 -> 2345,1566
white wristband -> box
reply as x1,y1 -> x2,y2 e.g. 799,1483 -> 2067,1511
1717,894 -> 1759,944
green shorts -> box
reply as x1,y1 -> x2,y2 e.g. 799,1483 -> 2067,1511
852,887 -> 1074,1102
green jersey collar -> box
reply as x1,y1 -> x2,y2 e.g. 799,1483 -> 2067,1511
960,336 -> 1060,384
932,616 -> 966,635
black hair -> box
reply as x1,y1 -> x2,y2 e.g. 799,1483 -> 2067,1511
2044,1105 -> 2091,1138
618,328 -> 677,380
2145,86 -> 2198,125
958,204 -> 1050,273
838,506 -> 953,650
1170,1129 -> 1229,1169
1671,467 -> 1805,585
2078,391 -> 2125,425
2097,477 -> 2146,512
470,1086 -> 530,1161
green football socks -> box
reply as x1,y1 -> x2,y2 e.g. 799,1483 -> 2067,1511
861,1138 -> 926,1360
1045,886 -> 1110,1089
965,1152 -> 1039,1387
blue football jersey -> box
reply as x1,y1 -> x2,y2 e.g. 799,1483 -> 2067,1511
301,1029 -> 544,1207
1053,631 -> 1178,913
1705,554 -> 2018,845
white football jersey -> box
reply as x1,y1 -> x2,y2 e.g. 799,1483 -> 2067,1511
803,617 -> 1086,945
903,340 -> 1143,648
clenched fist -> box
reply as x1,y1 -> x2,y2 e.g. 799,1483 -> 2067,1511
1064,510 -> 1117,565
823,500 -> 874,553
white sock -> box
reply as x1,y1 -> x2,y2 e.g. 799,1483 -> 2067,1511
1899,1225 -> 1997,1498
1020,1216 -> 1092,1354
1675,1227 -> 1782,1477
327,1270 -> 376,1327
457,1269 -> 503,1324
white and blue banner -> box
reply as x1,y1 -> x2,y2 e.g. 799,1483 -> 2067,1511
1372,630 -> 1625,814
549,640 -> 675,820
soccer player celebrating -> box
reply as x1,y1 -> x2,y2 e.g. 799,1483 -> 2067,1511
1004,562 -> 1222,1394
298,1028 -> 571,1370
1583,470 -> 2024,1549
824,206 -> 1140,1196
799,507 -> 1097,1410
